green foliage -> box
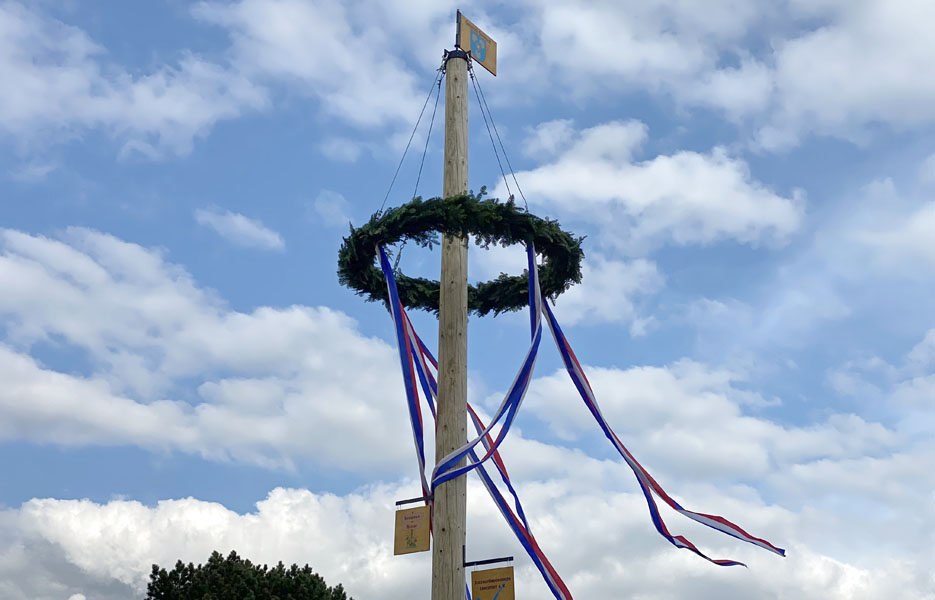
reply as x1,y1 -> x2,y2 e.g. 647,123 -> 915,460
146,550 -> 352,600
337,190 -> 585,316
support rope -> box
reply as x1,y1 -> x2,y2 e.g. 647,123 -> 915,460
469,62 -> 528,211
469,65 -> 512,200
379,66 -> 445,213
412,73 -> 443,200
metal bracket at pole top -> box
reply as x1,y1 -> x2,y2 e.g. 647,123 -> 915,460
445,48 -> 470,65
441,47 -> 470,74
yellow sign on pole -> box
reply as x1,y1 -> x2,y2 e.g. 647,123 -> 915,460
471,566 -> 515,600
458,12 -> 497,76
393,505 -> 431,555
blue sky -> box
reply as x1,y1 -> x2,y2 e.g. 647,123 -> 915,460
1,1 -> 933,598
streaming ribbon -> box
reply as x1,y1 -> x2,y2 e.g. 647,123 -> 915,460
378,243 -> 784,598
541,300 -> 786,566
379,245 -> 432,501
379,244 -> 571,599
429,243 -> 544,491
406,312 -> 571,600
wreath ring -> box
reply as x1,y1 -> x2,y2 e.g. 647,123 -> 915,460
337,191 -> 584,316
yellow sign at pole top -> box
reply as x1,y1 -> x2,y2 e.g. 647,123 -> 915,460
471,566 -> 515,600
458,12 -> 497,76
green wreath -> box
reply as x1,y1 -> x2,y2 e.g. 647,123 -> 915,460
337,190 -> 584,316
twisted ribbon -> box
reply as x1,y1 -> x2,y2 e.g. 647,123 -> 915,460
378,244 -> 784,599
379,244 -> 571,598
431,243 -> 543,490
541,301 -> 785,565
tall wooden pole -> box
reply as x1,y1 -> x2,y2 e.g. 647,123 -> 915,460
433,46 -> 469,600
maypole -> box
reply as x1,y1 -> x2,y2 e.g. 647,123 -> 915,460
433,28 -> 469,600
337,9 -> 785,600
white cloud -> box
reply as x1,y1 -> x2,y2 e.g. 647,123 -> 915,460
312,189 -> 352,228
857,202 -> 935,266
907,330 -> 935,369
522,119 -> 576,159
682,297 -> 757,356
517,345 -> 933,568
552,255 -> 663,330
194,207 -> 285,250
826,367 -> 883,400
503,120 -> 803,251
758,0 -> 935,149
468,243 -> 662,329
0,229 -> 932,598
516,0 -> 781,124
5,161 -> 57,182
519,1 -> 935,149
1,454 -> 932,600
319,137 -> 363,162
524,359 -> 901,481
824,328 -> 935,447
768,177 -> 935,316
0,227 -> 412,471
0,2 -> 268,157
682,57 -> 775,117
679,176 -> 935,357
536,1 -> 757,90
192,0 -> 429,129
919,153 -> 935,185
0,0 -> 457,157
8,1 -> 934,158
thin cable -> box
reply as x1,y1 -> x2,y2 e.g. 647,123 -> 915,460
412,72 -> 443,200
379,68 -> 443,212
469,64 -> 512,199
471,64 -> 528,211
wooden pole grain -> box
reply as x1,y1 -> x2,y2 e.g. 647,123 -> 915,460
432,48 -> 469,600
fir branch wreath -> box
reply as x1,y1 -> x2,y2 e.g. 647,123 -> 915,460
337,189 -> 584,316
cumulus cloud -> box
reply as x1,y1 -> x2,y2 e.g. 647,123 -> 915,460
523,1 -> 935,148
749,177 -> 935,353
0,223 -> 932,598
522,119 -> 576,159
192,0 -> 428,129
311,189 -> 352,227
319,137 -> 363,162
857,202 -> 935,266
523,359 -> 901,481
679,175 -> 935,358
515,343 -> 932,570
681,57 -> 775,117
469,243 -> 663,330
5,161 -> 57,182
551,255 -> 663,331
1,461 -> 932,600
536,1 -> 760,92
0,2 -> 268,157
0,227 -> 411,471
835,178 -> 935,276
756,0 -> 935,149
0,0 -> 446,157
825,328 -> 935,449
907,330 -> 935,369
194,207 -> 285,250
919,153 -> 935,185
503,120 -> 803,251
7,0 -> 934,158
